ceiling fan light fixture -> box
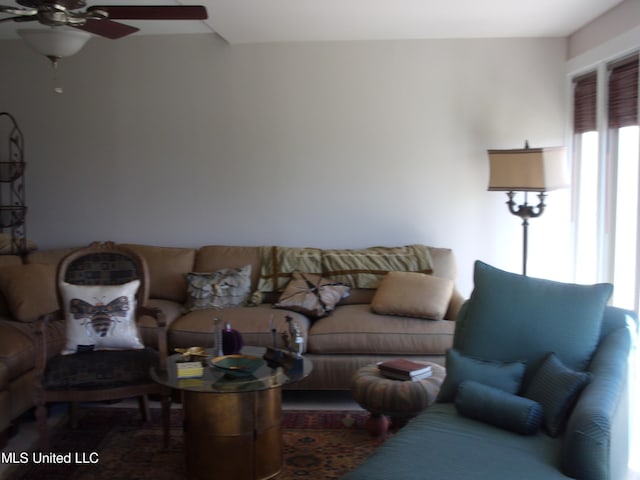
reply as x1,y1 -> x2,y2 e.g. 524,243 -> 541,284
17,27 -> 91,59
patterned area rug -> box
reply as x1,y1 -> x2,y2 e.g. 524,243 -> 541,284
5,407 -> 384,480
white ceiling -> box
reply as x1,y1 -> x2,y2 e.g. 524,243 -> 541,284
0,0 -> 627,43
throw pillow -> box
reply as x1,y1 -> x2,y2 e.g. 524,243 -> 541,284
274,271 -> 350,318
61,280 -> 144,355
455,380 -> 543,435
437,348 -> 526,402
370,271 -> 453,320
183,265 -> 252,311
454,261 -> 612,383
523,352 -> 592,437
0,263 -> 58,322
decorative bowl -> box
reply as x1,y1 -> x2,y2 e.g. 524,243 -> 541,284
210,354 -> 264,377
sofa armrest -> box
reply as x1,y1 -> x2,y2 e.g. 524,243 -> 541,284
561,325 -> 633,480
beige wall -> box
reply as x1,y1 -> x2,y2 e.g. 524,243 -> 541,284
0,35 -> 568,295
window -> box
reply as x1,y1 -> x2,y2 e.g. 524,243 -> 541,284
572,71 -> 600,285
572,55 -> 639,310
572,53 -> 639,476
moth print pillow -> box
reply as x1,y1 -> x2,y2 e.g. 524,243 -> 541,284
60,279 -> 144,354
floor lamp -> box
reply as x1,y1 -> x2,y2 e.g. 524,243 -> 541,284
487,143 -> 569,276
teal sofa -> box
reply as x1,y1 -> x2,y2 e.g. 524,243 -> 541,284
343,262 -> 636,480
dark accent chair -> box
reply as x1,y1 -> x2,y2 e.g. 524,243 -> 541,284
33,241 -> 171,451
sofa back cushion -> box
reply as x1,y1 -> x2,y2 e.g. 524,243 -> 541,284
0,263 -> 58,322
453,261 -> 612,387
0,255 -> 24,315
120,244 -> 196,303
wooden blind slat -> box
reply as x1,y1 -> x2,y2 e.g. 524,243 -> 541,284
574,72 -> 597,134
608,56 -> 639,129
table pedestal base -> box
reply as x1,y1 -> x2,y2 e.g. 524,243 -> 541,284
182,387 -> 282,480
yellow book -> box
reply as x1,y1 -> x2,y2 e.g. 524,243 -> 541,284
176,361 -> 204,378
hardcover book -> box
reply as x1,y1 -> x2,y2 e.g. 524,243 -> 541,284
377,359 -> 432,380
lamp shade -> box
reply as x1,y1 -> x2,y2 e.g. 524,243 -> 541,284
17,28 -> 91,59
487,146 -> 569,192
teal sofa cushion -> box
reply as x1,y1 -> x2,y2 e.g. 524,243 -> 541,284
454,261 -> 612,384
437,348 -> 525,402
342,403 -> 568,480
524,352 -> 592,437
456,380 -> 543,435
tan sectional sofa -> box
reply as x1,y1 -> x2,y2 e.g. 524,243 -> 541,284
0,242 -> 464,444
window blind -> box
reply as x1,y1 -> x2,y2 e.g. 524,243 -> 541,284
608,55 -> 639,129
573,71 -> 597,134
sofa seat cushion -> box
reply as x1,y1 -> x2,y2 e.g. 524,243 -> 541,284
168,304 -> 311,352
342,404 -> 567,480
307,304 -> 455,355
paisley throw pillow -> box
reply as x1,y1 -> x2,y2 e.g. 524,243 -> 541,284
184,265 -> 252,311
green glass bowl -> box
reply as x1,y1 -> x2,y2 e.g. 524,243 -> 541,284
210,354 -> 264,377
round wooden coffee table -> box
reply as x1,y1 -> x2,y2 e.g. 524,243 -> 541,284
151,346 -> 312,480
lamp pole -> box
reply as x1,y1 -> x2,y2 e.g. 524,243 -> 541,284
505,191 -> 547,276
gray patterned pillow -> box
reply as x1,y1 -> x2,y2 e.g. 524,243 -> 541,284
184,265 -> 252,311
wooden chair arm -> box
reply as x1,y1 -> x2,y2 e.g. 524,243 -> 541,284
34,309 -> 63,377
138,305 -> 168,372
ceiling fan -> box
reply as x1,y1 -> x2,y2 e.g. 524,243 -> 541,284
1,1 -> 208,93
0,0 -> 208,39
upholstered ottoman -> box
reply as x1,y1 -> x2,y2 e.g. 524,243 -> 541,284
351,363 -> 446,435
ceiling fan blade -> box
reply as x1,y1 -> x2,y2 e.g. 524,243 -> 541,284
0,14 -> 36,23
74,18 -> 138,39
17,0 -> 85,9
87,5 -> 207,21
0,5 -> 35,15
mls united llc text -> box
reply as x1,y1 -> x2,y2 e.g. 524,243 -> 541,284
2,451 -> 99,464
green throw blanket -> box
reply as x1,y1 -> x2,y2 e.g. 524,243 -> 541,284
257,245 -> 433,291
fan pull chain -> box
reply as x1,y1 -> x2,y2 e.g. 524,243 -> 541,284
47,56 -> 64,94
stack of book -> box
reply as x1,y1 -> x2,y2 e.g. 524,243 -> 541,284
377,358 -> 433,381
176,361 -> 204,378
